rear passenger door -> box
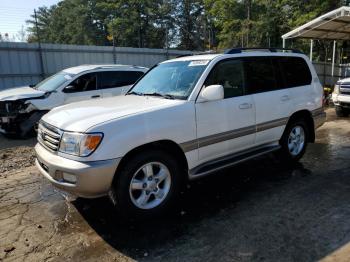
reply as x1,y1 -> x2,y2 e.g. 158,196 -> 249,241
98,71 -> 144,97
278,56 -> 313,116
244,56 -> 292,146
196,58 -> 256,163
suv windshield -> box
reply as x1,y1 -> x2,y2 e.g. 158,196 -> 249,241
128,60 -> 209,99
35,72 -> 74,92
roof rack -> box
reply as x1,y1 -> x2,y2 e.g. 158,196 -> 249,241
224,47 -> 303,54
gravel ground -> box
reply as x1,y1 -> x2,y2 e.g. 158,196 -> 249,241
1,108 -> 350,262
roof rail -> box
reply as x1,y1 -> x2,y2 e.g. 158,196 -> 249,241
224,47 -> 303,54
175,51 -> 217,58
176,54 -> 193,58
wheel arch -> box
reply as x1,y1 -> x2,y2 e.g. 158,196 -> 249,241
114,140 -> 189,181
287,110 -> 315,142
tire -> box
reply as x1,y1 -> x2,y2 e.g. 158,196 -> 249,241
278,119 -> 308,164
335,106 -> 349,117
109,150 -> 184,218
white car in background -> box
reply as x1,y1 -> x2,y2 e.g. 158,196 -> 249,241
0,64 -> 148,137
332,78 -> 350,116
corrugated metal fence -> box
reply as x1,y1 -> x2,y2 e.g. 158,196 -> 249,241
313,62 -> 344,86
0,42 -> 191,90
0,42 -> 346,90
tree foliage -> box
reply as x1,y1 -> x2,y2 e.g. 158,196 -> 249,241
27,0 -> 350,51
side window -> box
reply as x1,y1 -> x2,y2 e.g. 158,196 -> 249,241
244,57 -> 277,94
99,71 -> 144,89
205,59 -> 245,99
278,57 -> 312,88
64,73 -> 97,93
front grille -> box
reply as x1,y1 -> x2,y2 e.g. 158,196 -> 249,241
0,102 -> 8,115
340,84 -> 350,95
37,121 -> 62,152
0,101 -> 26,115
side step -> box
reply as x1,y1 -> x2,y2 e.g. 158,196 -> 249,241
189,145 -> 281,180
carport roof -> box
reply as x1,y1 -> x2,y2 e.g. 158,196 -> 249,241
282,6 -> 350,41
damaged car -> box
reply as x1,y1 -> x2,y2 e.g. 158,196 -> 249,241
0,64 -> 148,137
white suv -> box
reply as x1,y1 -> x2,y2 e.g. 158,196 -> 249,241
0,64 -> 147,137
35,49 -> 326,217
332,78 -> 350,116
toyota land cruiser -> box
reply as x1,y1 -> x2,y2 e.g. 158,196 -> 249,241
35,48 -> 326,217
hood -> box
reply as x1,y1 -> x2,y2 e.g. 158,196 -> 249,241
0,86 -> 46,101
42,95 -> 185,132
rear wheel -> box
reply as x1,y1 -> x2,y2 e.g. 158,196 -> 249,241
335,106 -> 349,117
109,150 -> 183,218
278,119 -> 308,163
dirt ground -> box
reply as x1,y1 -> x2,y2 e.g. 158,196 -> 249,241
1,108 -> 350,262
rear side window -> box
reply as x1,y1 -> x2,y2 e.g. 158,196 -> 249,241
278,57 -> 312,88
99,71 -> 144,89
243,57 -> 277,94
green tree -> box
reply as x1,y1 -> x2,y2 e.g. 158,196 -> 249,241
27,0 -> 109,45
97,0 -> 173,48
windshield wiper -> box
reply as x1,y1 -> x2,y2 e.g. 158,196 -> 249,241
126,91 -> 144,96
143,92 -> 175,100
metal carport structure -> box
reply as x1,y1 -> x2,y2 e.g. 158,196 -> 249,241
282,6 -> 350,78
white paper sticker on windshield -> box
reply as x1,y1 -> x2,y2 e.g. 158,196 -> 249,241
188,60 -> 209,66
64,75 -> 72,80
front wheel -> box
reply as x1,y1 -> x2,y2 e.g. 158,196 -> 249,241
109,150 -> 183,218
278,119 -> 308,163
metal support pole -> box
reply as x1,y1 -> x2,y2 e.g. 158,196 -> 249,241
282,38 -> 285,48
165,24 -> 169,60
112,35 -> 116,64
332,40 -> 336,77
34,9 -> 45,79
310,39 -> 313,62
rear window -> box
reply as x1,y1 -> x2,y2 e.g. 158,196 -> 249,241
278,57 -> 312,88
99,71 -> 144,89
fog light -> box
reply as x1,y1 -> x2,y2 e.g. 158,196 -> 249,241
62,172 -> 77,184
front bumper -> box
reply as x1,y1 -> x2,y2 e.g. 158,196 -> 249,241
332,94 -> 350,107
0,116 -> 17,134
35,143 -> 121,198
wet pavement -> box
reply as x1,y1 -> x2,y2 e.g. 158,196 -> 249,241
1,108 -> 350,262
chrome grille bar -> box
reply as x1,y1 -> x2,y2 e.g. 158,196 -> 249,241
37,121 -> 62,152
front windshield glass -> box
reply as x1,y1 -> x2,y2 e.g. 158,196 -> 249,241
129,60 -> 209,99
35,72 -> 74,92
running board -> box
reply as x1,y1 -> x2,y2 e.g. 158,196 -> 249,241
189,145 -> 281,180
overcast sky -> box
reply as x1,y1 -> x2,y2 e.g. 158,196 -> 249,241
0,0 -> 60,40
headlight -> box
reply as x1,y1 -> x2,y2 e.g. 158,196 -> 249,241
59,132 -> 103,157
333,84 -> 340,95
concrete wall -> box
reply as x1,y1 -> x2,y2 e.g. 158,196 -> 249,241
0,42 -> 191,90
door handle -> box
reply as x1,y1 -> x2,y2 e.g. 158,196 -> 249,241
239,103 -> 252,109
280,95 -> 290,101
91,95 -> 101,99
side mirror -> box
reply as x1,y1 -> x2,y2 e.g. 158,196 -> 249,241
198,85 -> 224,102
63,85 -> 76,93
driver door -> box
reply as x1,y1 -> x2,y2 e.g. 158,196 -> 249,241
195,58 -> 256,163
63,72 -> 102,104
